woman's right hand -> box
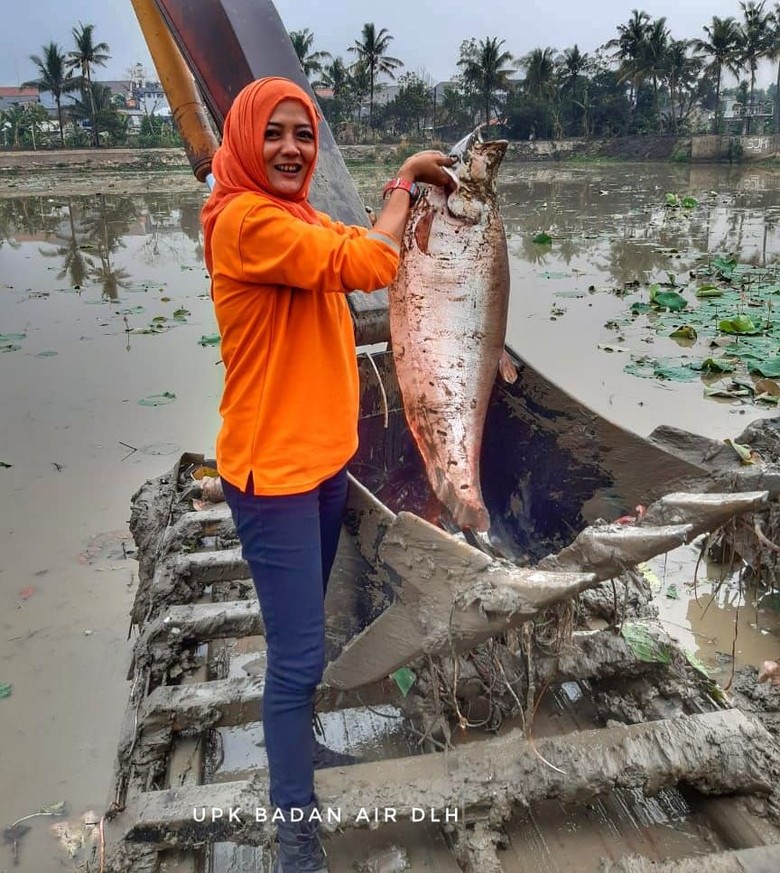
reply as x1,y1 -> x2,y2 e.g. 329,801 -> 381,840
398,150 -> 456,189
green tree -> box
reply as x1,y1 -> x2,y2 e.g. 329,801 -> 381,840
737,1 -> 773,132
520,47 -> 557,100
1,106 -> 27,149
664,40 -> 703,132
558,45 -> 590,135
288,28 -> 331,85
641,17 -> 671,126
348,23 -> 403,128
609,9 -> 652,110
518,47 -> 560,136
384,72 -> 431,137
319,57 -> 356,126
458,37 -> 514,126
67,23 -> 110,147
23,103 -> 50,149
768,4 -> 780,132
693,16 -> 742,132
69,83 -> 127,146
436,85 -> 476,139
24,42 -> 76,147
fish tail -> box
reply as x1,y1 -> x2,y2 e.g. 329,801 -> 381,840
436,481 -> 491,533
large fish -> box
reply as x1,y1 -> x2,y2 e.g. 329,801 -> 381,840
388,127 -> 514,533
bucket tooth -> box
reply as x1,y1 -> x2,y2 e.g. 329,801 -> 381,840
324,511 -> 597,690
540,524 -> 694,579
639,490 -> 768,530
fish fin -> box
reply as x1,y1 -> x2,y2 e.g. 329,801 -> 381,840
498,350 -> 518,384
414,208 -> 434,253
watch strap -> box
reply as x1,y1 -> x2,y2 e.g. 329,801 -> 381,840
382,177 -> 421,205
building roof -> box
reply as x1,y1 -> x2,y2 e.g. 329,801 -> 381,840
0,87 -> 39,98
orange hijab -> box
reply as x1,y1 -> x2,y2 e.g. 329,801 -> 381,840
201,77 -> 322,274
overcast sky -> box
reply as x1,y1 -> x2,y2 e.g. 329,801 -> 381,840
1,1 -> 775,89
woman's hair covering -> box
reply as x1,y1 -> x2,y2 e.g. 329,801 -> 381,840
202,77 -> 322,272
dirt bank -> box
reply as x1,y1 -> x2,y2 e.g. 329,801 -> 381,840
0,137 -> 722,197
0,148 -> 200,196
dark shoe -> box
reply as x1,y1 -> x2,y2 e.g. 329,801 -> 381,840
312,738 -> 360,770
272,802 -> 328,873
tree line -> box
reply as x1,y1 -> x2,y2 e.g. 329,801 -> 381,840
292,2 -> 780,141
4,3 -> 780,151
1,23 -> 178,150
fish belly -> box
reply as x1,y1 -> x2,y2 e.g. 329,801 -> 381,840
389,207 -> 509,532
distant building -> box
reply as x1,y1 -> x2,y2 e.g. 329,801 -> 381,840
722,96 -> 773,120
0,86 -> 40,111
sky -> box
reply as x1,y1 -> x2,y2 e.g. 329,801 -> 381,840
1,0 -> 775,89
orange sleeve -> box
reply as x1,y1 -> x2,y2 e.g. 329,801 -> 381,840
213,197 -> 400,294
315,211 -> 369,239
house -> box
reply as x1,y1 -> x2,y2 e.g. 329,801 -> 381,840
722,96 -> 773,120
0,87 -> 40,111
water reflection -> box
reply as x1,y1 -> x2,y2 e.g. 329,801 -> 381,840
496,165 -> 779,288
0,191 -> 206,301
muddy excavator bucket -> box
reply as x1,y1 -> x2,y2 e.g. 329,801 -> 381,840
140,0 -> 389,344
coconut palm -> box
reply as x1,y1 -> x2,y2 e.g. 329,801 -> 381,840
319,57 -> 359,125
693,17 -> 742,133
608,9 -> 652,107
348,23 -> 403,128
664,40 -> 702,132
768,4 -> 780,133
288,29 -> 331,85
520,47 -> 557,100
737,1 -> 773,133
641,17 -> 670,123
24,42 -> 76,147
558,46 -> 590,135
458,37 -> 514,126
67,23 -> 110,147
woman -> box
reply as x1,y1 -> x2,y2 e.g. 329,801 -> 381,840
201,77 -> 454,872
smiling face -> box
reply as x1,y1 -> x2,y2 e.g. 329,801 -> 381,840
262,98 -> 317,198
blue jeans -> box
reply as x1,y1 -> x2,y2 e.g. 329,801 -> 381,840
221,468 -> 348,810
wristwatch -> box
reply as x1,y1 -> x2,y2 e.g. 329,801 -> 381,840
382,177 -> 421,206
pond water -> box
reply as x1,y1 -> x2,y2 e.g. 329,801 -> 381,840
1,161 -> 779,871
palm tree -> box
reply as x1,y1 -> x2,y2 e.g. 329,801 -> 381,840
737,1 -> 773,133
348,23 -> 403,128
609,9 -> 652,107
641,17 -> 670,124
458,37 -> 514,126
520,47 -> 557,100
693,16 -> 742,133
288,29 -> 331,85
67,23 -> 110,147
320,57 -> 358,125
664,40 -> 702,132
24,42 -> 76,147
769,4 -> 780,133
559,45 -> 589,135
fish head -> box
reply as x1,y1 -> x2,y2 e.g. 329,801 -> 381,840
447,125 -> 508,195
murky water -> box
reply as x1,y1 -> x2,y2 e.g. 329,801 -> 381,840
1,162 -> 779,871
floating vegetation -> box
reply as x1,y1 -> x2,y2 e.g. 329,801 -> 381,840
0,332 -> 25,352
613,256 -> 780,405
138,391 -> 176,407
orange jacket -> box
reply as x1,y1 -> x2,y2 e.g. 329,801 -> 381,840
209,192 -> 399,495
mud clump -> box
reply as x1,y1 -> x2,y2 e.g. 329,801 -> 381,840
731,666 -> 780,739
